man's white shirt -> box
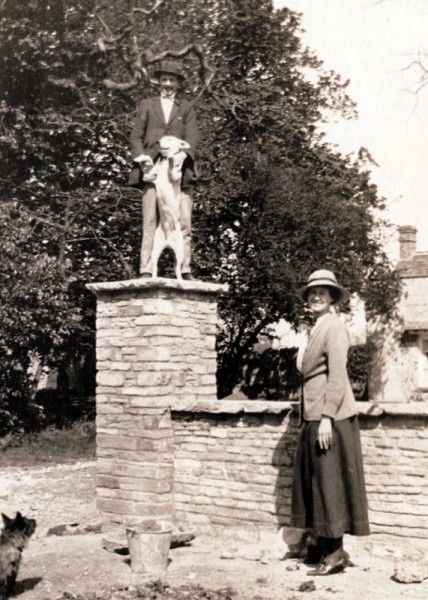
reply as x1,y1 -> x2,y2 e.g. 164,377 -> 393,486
160,94 -> 175,123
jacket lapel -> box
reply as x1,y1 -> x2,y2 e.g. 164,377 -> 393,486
168,100 -> 180,125
303,314 -> 331,363
153,97 -> 167,126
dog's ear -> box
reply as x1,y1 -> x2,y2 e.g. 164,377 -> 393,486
179,140 -> 191,150
15,511 -> 23,523
2,513 -> 12,527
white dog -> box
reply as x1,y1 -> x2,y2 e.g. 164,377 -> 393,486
142,136 -> 190,280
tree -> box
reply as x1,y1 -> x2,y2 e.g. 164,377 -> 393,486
0,0 -> 140,277
0,0 -> 400,417
0,0 -> 136,430
0,203 -> 90,433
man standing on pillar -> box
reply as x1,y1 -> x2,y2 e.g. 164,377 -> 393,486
129,60 -> 199,280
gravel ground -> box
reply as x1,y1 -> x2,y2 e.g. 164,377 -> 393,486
1,461 -> 427,600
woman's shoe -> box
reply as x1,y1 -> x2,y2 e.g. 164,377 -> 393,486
307,549 -> 348,576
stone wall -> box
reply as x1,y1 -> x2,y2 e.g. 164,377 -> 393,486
360,405 -> 428,540
88,278 -> 428,542
171,400 -> 428,541
172,401 -> 299,530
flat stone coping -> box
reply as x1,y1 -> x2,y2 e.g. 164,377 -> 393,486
86,276 -> 229,295
374,403 -> 428,417
170,399 -> 428,418
171,399 -> 294,414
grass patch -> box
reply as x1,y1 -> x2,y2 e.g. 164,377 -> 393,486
0,419 -> 96,467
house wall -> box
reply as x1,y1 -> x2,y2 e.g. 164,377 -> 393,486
401,277 -> 428,327
171,400 -> 428,542
368,320 -> 418,403
369,276 -> 428,402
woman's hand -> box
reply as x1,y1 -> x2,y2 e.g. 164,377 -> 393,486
317,417 -> 333,450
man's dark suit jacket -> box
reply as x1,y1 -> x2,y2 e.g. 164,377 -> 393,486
128,96 -> 199,189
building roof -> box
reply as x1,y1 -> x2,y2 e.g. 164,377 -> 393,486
397,252 -> 428,278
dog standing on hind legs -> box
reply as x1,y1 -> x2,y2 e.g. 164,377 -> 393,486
0,512 -> 36,600
141,136 -> 190,280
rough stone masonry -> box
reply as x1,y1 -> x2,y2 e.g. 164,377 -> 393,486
87,278 -> 428,542
86,277 -> 227,529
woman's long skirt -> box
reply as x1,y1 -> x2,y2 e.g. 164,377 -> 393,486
290,416 -> 370,538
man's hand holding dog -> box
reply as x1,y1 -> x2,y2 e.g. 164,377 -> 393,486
134,154 -> 154,173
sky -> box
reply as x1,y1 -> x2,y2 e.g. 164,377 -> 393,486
273,0 -> 428,261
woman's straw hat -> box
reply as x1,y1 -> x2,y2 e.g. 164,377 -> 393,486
297,269 -> 350,303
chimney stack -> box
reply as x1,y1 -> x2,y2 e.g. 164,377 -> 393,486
398,225 -> 417,260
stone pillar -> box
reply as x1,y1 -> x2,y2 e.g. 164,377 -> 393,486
86,278 -> 228,528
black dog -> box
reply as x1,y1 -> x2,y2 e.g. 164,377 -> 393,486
0,512 -> 36,599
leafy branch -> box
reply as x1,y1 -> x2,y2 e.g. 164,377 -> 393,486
95,1 -> 214,95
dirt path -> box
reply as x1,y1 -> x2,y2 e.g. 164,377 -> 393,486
1,461 -> 427,599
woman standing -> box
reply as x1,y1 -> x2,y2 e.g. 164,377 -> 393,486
290,269 -> 370,575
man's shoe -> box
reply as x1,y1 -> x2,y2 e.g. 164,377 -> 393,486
182,273 -> 196,281
139,273 -> 151,278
